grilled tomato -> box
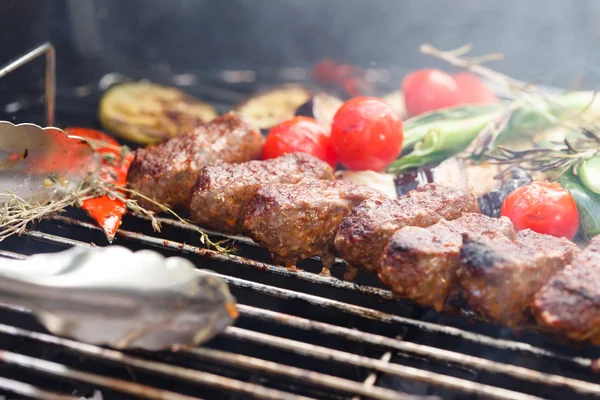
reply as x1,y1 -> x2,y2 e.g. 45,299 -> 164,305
330,97 -> 403,171
402,69 -> 461,117
453,72 -> 499,105
501,181 -> 579,240
99,82 -> 217,145
262,116 -> 337,168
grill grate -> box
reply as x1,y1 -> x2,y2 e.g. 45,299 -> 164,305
1,57 -> 600,399
0,212 -> 599,399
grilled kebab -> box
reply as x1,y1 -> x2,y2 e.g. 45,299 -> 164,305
243,180 -> 387,269
532,236 -> 600,344
457,229 -> 579,326
335,184 -> 480,275
127,113 -> 264,212
377,213 -> 516,311
190,153 -> 335,234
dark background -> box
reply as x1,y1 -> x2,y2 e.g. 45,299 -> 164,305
0,0 -> 598,94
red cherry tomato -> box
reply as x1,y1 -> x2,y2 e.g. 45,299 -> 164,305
262,116 -> 337,168
500,181 -> 579,240
402,69 -> 461,117
453,72 -> 499,105
330,97 -> 404,171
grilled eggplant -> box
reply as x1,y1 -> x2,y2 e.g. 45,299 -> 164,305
99,82 -> 218,144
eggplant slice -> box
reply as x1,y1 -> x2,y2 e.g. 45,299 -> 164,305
234,84 -> 311,130
99,82 -> 218,144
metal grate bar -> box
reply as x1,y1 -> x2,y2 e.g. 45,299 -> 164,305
49,216 -> 389,298
351,351 -> 394,400
236,305 -> 600,395
0,350 -> 203,400
0,302 -> 429,400
223,326 -> 544,400
188,348 -> 417,400
127,213 -> 348,265
0,376 -> 81,400
18,227 -> 597,368
0,324 -> 318,400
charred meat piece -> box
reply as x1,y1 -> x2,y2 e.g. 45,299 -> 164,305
378,214 -> 515,311
243,180 -> 387,269
335,184 -> 479,274
458,229 -> 579,326
127,113 -> 264,212
532,236 -> 600,344
190,153 -> 335,234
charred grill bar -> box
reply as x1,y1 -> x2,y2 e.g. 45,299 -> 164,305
1,65 -> 600,399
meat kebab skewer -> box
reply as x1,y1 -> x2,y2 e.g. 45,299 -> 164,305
335,184 -> 480,277
532,235 -> 600,344
377,213 -> 516,311
190,153 -> 335,234
127,112 -> 264,212
457,229 -> 579,327
243,180 -> 387,270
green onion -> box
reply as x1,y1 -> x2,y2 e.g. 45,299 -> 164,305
559,170 -> 600,241
387,91 -> 600,174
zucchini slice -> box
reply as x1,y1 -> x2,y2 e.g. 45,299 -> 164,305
234,84 -> 311,130
99,82 -> 218,144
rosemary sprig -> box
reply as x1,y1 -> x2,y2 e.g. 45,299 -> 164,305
0,176 -> 234,253
420,43 -> 600,178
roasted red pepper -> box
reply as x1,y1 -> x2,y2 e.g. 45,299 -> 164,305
65,127 -> 134,242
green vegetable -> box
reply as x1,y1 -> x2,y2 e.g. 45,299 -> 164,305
401,104 -> 500,149
390,110 -> 498,172
388,91 -> 600,174
577,155 -> 600,194
559,170 -> 600,241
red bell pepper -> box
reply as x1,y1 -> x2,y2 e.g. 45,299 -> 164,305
65,127 -> 134,242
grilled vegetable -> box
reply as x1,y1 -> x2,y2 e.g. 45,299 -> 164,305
478,167 -> 531,218
453,72 -> 499,105
99,82 -> 218,144
66,127 -> 134,242
559,170 -> 600,240
381,90 -> 406,117
331,97 -> 404,171
335,170 -> 398,199
402,69 -> 461,117
295,92 -> 343,128
501,181 -> 579,240
234,84 -> 311,130
262,117 -> 337,168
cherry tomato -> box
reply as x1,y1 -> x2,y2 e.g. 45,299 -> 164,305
262,116 -> 337,168
501,181 -> 579,240
330,97 -> 403,171
453,72 -> 499,105
402,69 -> 461,117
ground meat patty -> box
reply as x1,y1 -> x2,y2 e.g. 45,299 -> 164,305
243,180 -> 387,269
378,214 -> 515,311
190,153 -> 334,234
127,112 -> 264,212
334,184 -> 480,275
532,236 -> 600,344
457,229 -> 579,326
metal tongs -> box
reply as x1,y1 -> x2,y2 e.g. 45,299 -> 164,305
0,43 -> 101,205
0,246 -> 238,351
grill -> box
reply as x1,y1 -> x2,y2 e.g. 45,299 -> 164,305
0,44 -> 600,400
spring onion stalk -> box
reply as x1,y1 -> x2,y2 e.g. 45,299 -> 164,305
388,91 -> 600,174
559,169 -> 600,241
